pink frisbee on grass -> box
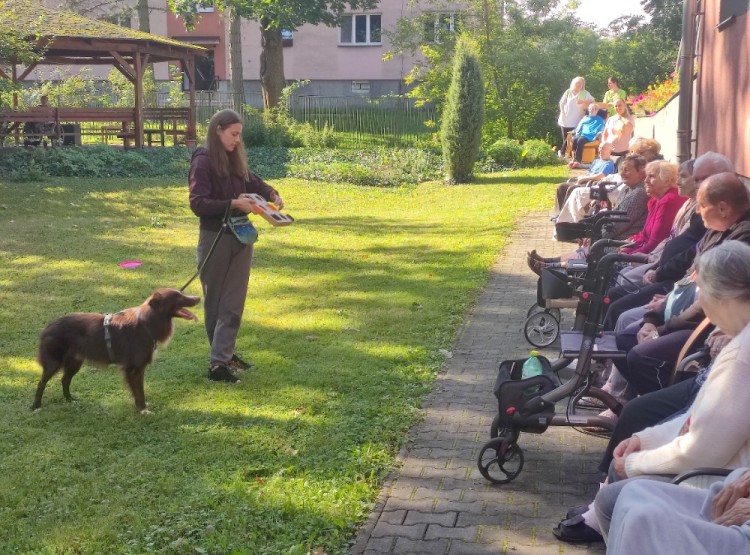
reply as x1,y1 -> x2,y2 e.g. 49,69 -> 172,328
119,260 -> 143,269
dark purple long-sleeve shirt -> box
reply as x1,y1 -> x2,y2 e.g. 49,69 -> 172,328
188,147 -> 277,231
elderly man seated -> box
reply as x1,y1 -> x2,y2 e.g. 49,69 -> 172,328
528,154 -> 649,273
553,142 -> 616,218
556,138 -> 662,227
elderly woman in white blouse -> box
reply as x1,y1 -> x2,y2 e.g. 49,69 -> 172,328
557,76 -> 594,157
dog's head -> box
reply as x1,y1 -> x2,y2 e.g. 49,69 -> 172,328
147,288 -> 200,321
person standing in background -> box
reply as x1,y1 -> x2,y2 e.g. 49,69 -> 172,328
599,76 -> 627,118
557,76 -> 594,158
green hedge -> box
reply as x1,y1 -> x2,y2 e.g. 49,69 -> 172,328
0,142 -> 556,186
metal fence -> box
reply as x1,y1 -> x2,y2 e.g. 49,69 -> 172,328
288,95 -> 436,148
149,91 -> 436,148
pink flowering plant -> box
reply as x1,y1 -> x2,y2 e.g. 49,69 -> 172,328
627,73 -> 680,115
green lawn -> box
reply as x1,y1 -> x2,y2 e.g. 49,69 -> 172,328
0,166 -> 565,554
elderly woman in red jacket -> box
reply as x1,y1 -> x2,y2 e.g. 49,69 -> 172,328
621,161 -> 686,255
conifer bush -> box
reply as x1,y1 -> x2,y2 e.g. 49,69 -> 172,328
440,37 -> 484,183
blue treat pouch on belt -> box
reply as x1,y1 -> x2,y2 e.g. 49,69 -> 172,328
227,215 -> 258,245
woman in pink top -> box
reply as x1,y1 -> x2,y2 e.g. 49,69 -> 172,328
621,161 -> 686,254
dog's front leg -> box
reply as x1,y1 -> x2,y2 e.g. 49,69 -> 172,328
124,366 -> 149,414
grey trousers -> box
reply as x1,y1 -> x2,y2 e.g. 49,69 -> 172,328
197,229 -> 253,366
594,469 -> 674,541
607,470 -> 750,554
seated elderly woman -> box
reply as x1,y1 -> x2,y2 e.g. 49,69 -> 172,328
620,160 -> 686,255
607,468 -> 750,554
594,240 -> 750,544
553,240 -> 750,545
528,154 -> 649,273
556,138 -> 662,225
568,103 -> 605,168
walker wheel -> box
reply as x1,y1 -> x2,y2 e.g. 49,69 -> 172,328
524,311 -> 560,347
477,437 -> 524,484
526,303 -> 561,321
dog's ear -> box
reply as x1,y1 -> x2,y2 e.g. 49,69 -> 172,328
147,289 -> 168,311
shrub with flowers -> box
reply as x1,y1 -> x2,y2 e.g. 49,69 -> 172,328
627,72 -> 680,116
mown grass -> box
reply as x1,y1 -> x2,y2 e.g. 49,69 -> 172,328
0,166 -> 566,554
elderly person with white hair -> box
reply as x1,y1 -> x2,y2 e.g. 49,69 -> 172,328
597,240 -> 750,552
557,76 -> 594,157
569,103 -> 605,168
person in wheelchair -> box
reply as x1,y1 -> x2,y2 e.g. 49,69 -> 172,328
528,154 -> 649,274
556,138 -> 662,226
553,240 -> 750,544
553,142 -> 617,218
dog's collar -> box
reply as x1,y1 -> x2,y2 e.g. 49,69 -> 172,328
103,313 -> 116,361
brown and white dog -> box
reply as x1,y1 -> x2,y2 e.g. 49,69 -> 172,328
32,288 -> 200,414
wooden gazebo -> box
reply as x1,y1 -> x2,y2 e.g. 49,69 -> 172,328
0,0 -> 205,147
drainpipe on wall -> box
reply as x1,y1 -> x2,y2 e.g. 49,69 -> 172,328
677,0 -> 696,163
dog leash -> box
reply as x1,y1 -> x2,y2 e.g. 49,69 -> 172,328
179,204 -> 231,293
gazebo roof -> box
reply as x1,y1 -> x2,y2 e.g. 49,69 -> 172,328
1,0 -> 204,64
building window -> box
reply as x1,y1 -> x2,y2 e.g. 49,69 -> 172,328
197,4 -> 215,13
281,29 -> 293,47
423,12 -> 460,43
340,14 -> 382,45
352,81 -> 370,94
720,0 -> 749,27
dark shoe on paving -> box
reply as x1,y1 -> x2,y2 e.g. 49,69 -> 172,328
565,504 -> 590,520
526,255 -> 544,276
529,249 -> 562,264
228,354 -> 252,372
552,515 -> 604,543
208,363 -> 240,383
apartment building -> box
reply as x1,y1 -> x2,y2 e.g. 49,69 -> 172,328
37,1 -> 459,104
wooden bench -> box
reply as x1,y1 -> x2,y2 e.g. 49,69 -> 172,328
143,107 -> 190,146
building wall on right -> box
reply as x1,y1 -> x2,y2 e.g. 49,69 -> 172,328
696,1 -> 750,178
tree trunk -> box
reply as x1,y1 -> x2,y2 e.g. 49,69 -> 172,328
229,9 -> 245,113
259,18 -> 285,110
136,0 -> 155,107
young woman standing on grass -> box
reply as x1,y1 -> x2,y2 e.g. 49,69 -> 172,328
188,109 -> 284,383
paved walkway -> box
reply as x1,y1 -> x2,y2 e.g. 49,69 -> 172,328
352,212 -> 607,554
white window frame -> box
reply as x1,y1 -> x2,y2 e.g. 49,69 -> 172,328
339,14 -> 382,46
425,12 -> 459,44
351,80 -> 370,94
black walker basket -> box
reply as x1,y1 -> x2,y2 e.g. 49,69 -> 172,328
492,356 -> 559,435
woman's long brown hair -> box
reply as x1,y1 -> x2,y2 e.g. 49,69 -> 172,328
205,109 -> 249,180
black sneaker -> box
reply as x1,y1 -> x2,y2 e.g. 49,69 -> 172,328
208,363 -> 240,383
228,354 -> 252,372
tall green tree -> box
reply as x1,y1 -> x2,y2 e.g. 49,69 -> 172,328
641,0 -> 684,42
169,0 -> 377,109
441,36 -> 484,184
391,0 -> 678,144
